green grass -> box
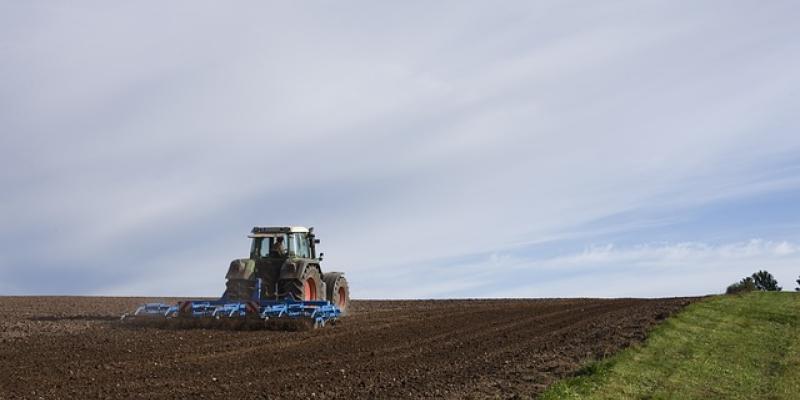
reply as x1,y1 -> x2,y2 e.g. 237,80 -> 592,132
540,292 -> 800,400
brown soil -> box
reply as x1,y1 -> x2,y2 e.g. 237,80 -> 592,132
0,296 -> 693,399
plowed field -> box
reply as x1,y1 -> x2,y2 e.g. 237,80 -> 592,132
0,297 -> 693,399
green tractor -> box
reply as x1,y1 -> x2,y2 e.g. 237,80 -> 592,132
224,226 -> 350,313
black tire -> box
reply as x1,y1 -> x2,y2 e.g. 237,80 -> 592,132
323,272 -> 350,314
223,279 -> 255,300
280,266 -> 323,301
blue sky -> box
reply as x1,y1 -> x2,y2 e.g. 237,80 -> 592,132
1,1 -> 799,298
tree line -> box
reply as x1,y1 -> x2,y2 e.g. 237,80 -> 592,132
726,271 -> 800,294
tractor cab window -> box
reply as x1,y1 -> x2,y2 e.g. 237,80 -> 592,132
251,235 -> 289,259
288,233 -> 311,258
259,238 -> 271,258
250,237 -> 268,259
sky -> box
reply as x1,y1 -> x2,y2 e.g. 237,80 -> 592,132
1,1 -> 799,298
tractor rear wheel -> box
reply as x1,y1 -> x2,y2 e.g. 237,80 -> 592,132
281,267 -> 323,301
223,279 -> 255,300
323,273 -> 350,314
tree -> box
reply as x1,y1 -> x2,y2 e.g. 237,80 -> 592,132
796,275 -> 799,292
726,277 -> 756,294
751,270 -> 781,291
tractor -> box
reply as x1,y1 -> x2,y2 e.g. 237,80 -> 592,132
121,226 -> 349,328
224,226 -> 350,312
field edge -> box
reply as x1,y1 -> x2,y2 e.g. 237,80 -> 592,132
539,291 -> 800,400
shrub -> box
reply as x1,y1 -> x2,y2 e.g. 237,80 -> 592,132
726,277 -> 756,294
751,270 -> 781,291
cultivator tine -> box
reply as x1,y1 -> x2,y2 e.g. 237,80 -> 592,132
259,300 -> 341,330
177,301 -> 192,317
119,302 -> 171,328
264,317 -> 315,331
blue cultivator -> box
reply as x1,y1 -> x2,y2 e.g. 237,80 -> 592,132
121,279 -> 342,330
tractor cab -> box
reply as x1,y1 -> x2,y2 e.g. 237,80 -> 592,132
248,226 -> 321,261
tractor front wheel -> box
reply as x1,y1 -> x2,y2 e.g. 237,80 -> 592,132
323,272 -> 350,314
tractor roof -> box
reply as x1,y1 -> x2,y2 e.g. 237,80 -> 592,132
250,226 -> 310,237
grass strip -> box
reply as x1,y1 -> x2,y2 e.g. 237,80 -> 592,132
540,292 -> 800,400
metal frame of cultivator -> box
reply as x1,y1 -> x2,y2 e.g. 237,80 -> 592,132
121,279 -> 342,330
